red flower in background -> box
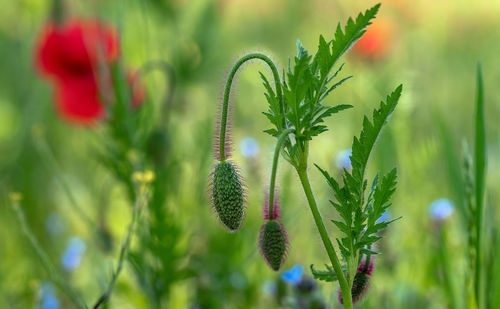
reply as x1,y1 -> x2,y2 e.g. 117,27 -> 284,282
36,19 -> 119,124
36,19 -> 143,124
353,18 -> 395,60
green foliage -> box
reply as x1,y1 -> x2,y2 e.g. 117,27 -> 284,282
314,85 -> 402,262
260,4 -> 380,165
310,264 -> 339,282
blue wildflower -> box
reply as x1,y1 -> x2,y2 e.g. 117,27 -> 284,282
281,264 -> 303,285
376,210 -> 391,224
335,149 -> 352,170
61,236 -> 86,272
38,282 -> 59,309
45,212 -> 66,236
240,137 -> 259,158
429,198 -> 455,221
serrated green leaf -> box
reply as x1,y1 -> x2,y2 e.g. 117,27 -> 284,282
330,4 -> 381,64
350,85 -> 402,199
310,264 -> 339,282
360,248 -> 379,255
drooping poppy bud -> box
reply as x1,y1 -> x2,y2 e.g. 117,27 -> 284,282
210,161 -> 245,231
259,220 -> 288,271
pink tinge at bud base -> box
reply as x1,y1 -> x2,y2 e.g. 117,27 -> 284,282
263,190 -> 280,220
338,259 -> 374,305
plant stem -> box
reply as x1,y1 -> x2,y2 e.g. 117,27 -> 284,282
11,197 -> 88,309
296,167 -> 353,309
33,135 -> 95,228
136,60 -> 176,126
92,182 -> 151,308
219,53 -> 283,162
268,128 -> 294,219
474,63 -> 486,309
439,227 -> 462,309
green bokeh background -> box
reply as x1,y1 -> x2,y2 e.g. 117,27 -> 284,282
0,0 -> 499,308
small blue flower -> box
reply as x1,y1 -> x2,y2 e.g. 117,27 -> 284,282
230,272 -> 247,290
429,198 -> 455,221
61,236 -> 86,272
240,137 -> 259,158
281,264 -> 303,285
261,279 -> 277,296
38,282 -> 59,309
335,149 -> 352,170
376,210 -> 391,224
45,212 -> 66,236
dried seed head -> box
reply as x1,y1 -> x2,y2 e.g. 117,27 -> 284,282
259,220 -> 288,271
211,161 -> 245,231
338,259 -> 374,305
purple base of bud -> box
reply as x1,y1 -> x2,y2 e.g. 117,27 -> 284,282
338,259 -> 374,305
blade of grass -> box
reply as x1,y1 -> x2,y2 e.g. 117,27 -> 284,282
474,63 -> 486,309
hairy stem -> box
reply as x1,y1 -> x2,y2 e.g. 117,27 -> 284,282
268,128 -> 294,219
219,53 -> 283,162
11,198 -> 88,309
296,168 -> 352,309
93,183 -> 150,308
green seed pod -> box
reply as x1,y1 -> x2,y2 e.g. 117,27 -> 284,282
259,220 -> 288,271
211,161 -> 245,231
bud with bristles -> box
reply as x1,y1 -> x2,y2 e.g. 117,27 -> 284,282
259,220 -> 288,271
264,190 -> 280,220
211,161 -> 245,231
338,259 -> 374,305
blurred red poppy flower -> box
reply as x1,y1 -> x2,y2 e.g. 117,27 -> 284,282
35,19 -> 120,124
353,18 -> 395,60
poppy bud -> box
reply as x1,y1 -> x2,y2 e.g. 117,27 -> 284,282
211,161 -> 245,231
259,220 -> 288,271
338,259 -> 374,304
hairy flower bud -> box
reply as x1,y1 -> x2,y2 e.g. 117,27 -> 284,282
211,161 -> 245,231
338,259 -> 374,304
259,220 -> 288,271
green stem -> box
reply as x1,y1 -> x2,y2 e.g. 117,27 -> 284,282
92,183 -> 150,309
474,63 -> 486,309
439,227 -> 462,309
268,128 -> 294,219
219,53 -> 283,162
296,167 -> 352,309
11,199 -> 88,309
34,137 -> 94,226
136,60 -> 176,127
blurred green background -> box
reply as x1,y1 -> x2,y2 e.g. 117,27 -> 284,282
1,0 -> 500,308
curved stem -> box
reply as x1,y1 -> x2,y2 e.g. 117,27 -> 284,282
219,53 -> 283,162
268,128 -> 294,219
296,168 -> 353,309
93,182 -> 150,309
136,60 -> 176,127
